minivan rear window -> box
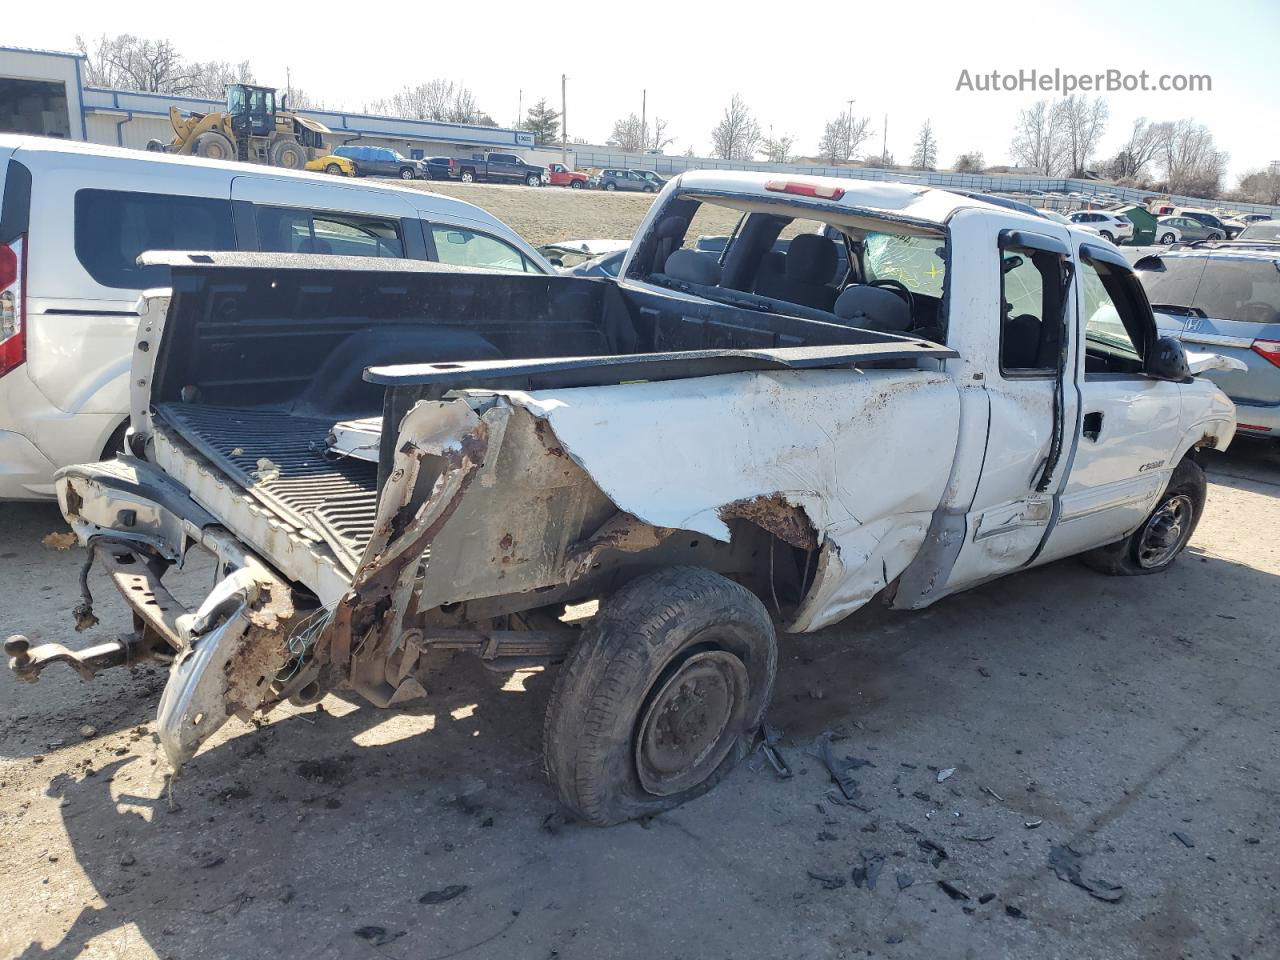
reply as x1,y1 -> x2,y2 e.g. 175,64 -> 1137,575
74,189 -> 235,289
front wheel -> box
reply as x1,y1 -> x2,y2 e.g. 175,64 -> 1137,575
1160,232 -> 1177,245
400,167 -> 416,180
270,138 -> 307,170
325,163 -> 342,175
543,566 -> 777,826
570,179 -> 583,189
526,173 -> 541,186
604,182 -> 616,191
1082,458 -> 1206,576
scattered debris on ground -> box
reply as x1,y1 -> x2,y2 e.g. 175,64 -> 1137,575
418,884 -> 468,905
1048,844 -> 1125,903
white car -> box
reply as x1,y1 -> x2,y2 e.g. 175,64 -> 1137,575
0,135 -> 552,500
1154,221 -> 1184,245
1067,210 -> 1134,244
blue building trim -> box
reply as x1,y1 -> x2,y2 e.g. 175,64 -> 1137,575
74,56 -> 87,140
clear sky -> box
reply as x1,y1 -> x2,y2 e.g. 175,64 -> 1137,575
10,0 -> 1279,182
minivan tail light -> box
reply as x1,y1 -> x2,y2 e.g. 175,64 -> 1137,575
0,235 -> 25,378
765,180 -> 846,201
1251,339 -> 1280,369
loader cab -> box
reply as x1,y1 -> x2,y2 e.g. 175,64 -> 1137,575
226,84 -> 277,138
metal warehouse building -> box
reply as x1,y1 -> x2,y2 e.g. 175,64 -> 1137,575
1,44 -> 548,163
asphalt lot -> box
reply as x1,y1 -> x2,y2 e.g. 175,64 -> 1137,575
2,439 -> 1278,960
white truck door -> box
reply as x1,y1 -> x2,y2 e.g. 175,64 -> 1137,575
1033,243 -> 1185,564
937,218 -> 1079,592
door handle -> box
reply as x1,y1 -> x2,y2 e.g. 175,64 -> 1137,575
1083,411 -> 1103,441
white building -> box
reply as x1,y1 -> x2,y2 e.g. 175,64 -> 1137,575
1,45 -> 562,164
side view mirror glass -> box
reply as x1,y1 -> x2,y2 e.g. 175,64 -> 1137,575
1146,335 -> 1191,382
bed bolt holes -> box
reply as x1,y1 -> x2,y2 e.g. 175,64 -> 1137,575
689,539 -> 700,548
137,341 -> 149,352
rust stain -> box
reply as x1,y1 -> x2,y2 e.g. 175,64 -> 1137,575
498,533 -> 514,550
719,494 -> 819,551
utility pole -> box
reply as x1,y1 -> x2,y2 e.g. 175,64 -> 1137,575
845,98 -> 855,164
285,66 -> 292,107
641,89 -> 647,153
517,89 -> 523,129
561,74 -> 568,165
882,113 -> 888,165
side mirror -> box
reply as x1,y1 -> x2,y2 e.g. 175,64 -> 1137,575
1146,335 -> 1191,382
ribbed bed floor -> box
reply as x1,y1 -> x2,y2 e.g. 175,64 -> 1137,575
156,403 -> 380,569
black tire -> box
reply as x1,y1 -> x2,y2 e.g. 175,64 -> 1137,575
270,138 -> 307,170
570,179 -> 583,189
324,163 -> 342,175
604,182 -> 616,191
1160,232 -> 1177,245
400,166 -> 416,180
1100,230 -> 1115,243
193,131 -> 235,161
1082,458 -> 1206,576
526,173 -> 541,186
543,566 -> 777,826
459,169 -> 476,183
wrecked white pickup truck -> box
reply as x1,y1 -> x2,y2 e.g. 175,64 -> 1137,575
8,173 -> 1238,825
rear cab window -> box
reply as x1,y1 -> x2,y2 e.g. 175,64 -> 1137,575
74,188 -> 235,289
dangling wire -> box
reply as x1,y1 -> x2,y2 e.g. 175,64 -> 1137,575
277,602 -> 337,682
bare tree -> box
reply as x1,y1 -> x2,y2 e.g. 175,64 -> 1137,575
710,95 -> 760,161
911,120 -> 938,170
760,132 -> 796,164
185,60 -> 255,100
649,117 -> 674,153
1161,118 -> 1228,196
953,151 -> 985,173
818,113 -> 873,164
77,33 -> 193,93
1010,99 -> 1066,176
1235,168 -> 1280,205
1107,117 -> 1170,180
1058,94 -> 1109,176
608,113 -> 647,152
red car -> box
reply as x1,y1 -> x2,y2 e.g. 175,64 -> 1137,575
545,162 -> 589,189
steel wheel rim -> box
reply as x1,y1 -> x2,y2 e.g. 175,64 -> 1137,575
1137,493 -> 1193,568
635,648 -> 748,797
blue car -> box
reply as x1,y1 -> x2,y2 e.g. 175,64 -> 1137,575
1134,247 -> 1280,439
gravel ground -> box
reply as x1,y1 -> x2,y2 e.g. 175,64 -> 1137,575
2,440 -> 1278,960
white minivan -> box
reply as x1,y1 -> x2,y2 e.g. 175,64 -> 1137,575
0,135 -> 553,500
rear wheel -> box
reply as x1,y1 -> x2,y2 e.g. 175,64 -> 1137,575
1100,230 -> 1115,243
604,182 -> 616,191
270,139 -> 307,170
1082,458 -> 1206,576
459,169 -> 475,183
1160,232 -> 1177,244
193,131 -> 235,161
543,566 -> 777,826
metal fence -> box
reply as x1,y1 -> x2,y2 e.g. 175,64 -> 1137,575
573,149 -> 1280,218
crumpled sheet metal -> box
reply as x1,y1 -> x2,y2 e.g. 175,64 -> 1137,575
482,368 -> 959,631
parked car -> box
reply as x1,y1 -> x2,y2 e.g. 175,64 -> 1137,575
1176,209 -> 1232,237
304,153 -> 356,177
1154,221 -> 1184,245
1159,215 -> 1225,242
1067,210 -> 1134,244
598,169 -> 659,192
1135,247 -> 1280,438
424,156 -> 459,180
1236,219 -> 1280,242
332,145 -> 426,180
18,172 -> 1238,831
545,163 -> 589,189
633,169 -> 668,190
456,153 -> 546,186
0,134 -> 551,500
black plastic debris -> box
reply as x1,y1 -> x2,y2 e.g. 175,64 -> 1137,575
754,722 -> 793,779
1048,845 -> 1125,903
917,838 -> 949,867
978,666 -> 992,678
896,821 -> 920,835
354,927 -> 405,946
419,884 -> 469,905
912,791 -> 933,803
1172,831 -> 1196,848
896,873 -> 914,891
962,833 -> 996,842
937,880 -> 971,901
808,870 -> 847,890
865,853 -> 886,890
978,893 -> 995,904
819,736 -> 864,801
826,790 -> 871,813
1005,904 -> 1026,919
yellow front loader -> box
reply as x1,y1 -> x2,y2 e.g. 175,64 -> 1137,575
146,83 -> 330,170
